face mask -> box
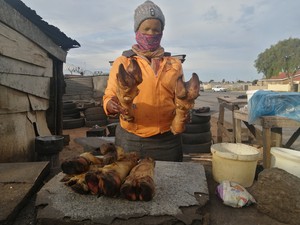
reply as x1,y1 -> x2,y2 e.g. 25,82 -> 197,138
135,31 -> 163,51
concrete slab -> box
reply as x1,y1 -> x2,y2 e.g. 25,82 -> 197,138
0,162 -> 50,225
36,161 -> 209,225
74,137 -> 115,151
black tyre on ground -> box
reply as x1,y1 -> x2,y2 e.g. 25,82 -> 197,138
184,122 -> 211,133
63,101 -> 77,110
181,108 -> 212,153
63,107 -> 80,115
189,114 -> 210,124
63,101 -> 83,128
181,131 -> 212,145
63,118 -> 85,129
83,106 -> 108,128
85,119 -> 108,128
84,107 -> 106,117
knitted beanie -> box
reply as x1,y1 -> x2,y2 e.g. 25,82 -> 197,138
134,1 -> 165,32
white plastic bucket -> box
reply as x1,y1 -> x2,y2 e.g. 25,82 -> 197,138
271,147 -> 300,178
211,143 -> 260,187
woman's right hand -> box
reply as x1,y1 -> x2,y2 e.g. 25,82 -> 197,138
106,96 -> 123,115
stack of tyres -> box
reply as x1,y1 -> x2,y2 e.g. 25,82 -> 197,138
76,101 -> 95,111
84,106 -> 108,128
181,110 -> 212,153
63,101 -> 85,129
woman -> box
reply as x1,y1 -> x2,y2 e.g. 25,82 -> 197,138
103,1 -> 186,161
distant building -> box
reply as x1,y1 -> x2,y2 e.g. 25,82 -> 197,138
253,71 -> 300,92
257,71 -> 300,86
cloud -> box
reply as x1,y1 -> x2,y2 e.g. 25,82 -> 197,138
22,0 -> 300,81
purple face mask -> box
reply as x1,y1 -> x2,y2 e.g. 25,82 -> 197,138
135,31 -> 163,51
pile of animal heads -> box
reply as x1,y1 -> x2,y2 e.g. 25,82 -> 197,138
60,143 -> 156,201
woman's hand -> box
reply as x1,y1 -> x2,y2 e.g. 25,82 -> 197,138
107,96 -> 123,115
107,96 -> 129,118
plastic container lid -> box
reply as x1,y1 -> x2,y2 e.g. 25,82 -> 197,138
36,135 -> 64,142
211,143 -> 260,161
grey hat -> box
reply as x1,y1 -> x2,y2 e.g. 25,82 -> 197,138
134,1 -> 165,32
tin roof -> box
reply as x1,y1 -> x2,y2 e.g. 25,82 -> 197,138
5,0 -> 80,50
269,71 -> 300,81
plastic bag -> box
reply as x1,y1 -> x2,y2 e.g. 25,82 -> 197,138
248,90 -> 300,124
216,180 -> 256,208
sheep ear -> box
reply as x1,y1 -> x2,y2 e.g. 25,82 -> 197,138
128,58 -> 143,84
117,64 -> 135,88
186,73 -> 200,99
175,76 -> 187,99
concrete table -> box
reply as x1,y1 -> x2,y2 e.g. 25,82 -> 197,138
0,162 -> 49,225
36,161 -> 209,225
74,136 -> 115,151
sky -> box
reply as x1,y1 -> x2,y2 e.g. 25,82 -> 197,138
21,0 -> 300,82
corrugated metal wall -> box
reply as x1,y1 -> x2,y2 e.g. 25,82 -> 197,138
63,75 -> 108,102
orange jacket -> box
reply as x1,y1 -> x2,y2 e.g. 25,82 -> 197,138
103,55 -> 183,137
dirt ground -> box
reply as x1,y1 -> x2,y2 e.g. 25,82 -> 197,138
56,117 -> 285,225
11,116 -> 285,225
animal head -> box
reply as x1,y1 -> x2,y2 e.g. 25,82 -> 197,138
116,58 -> 143,89
186,73 -> 200,100
175,73 -> 200,101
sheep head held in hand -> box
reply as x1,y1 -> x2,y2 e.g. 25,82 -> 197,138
116,58 -> 142,122
171,73 -> 200,134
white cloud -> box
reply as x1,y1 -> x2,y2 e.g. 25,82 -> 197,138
22,0 -> 300,81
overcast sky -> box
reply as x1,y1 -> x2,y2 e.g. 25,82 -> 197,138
21,0 -> 300,82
